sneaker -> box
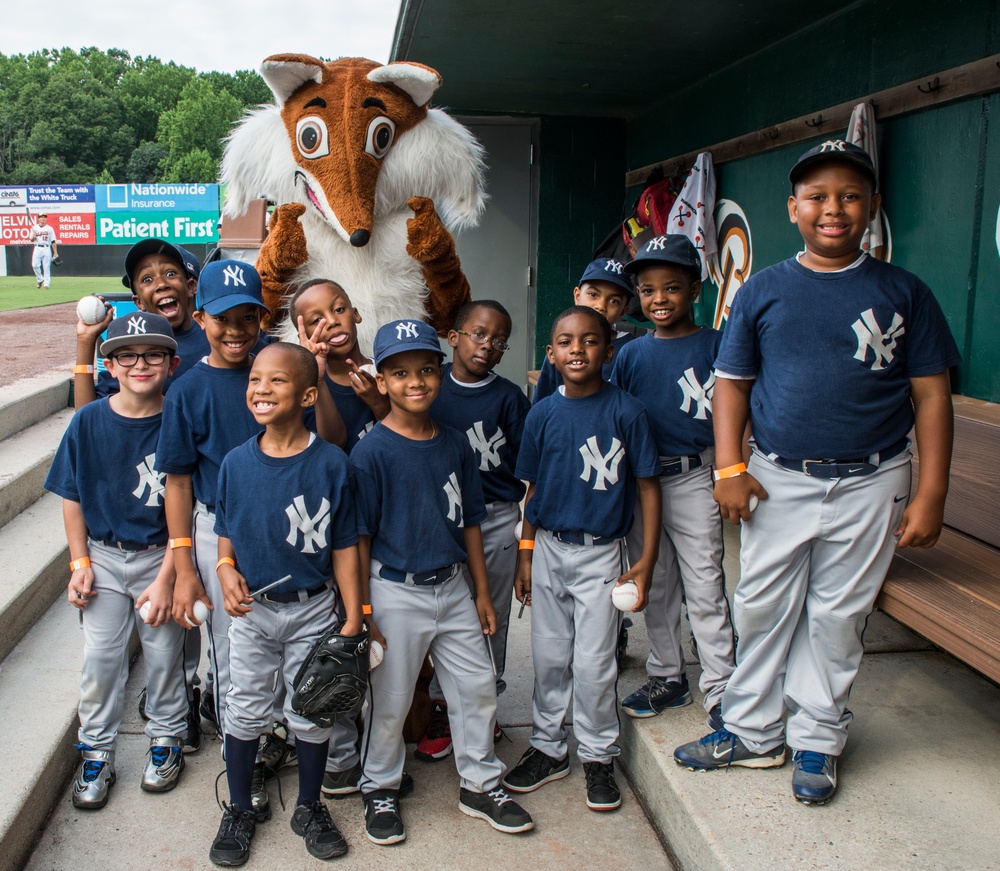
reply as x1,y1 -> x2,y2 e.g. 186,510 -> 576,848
250,761 -> 271,821
459,786 -> 534,833
210,803 -> 256,866
72,746 -> 115,809
322,763 -> 361,797
291,800 -> 348,859
502,746 -> 570,793
414,700 -> 452,761
137,686 -> 150,721
791,750 -> 837,804
363,789 -> 405,845
141,736 -> 185,792
583,761 -> 621,811
673,729 -> 786,770
707,702 -> 725,732
183,688 -> 201,753
616,617 -> 633,670
259,723 -> 297,776
200,690 -> 219,735
621,675 -> 692,718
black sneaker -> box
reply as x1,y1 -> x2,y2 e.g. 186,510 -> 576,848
707,702 -> 725,732
138,686 -> 150,721
200,690 -> 219,735
183,688 -> 201,754
621,675 -> 692,718
363,789 -> 405,845
291,800 -> 348,859
322,763 -> 360,797
209,803 -> 256,867
250,761 -> 271,821
583,761 -> 621,811
502,746 -> 570,793
459,786 -> 534,833
259,723 -> 297,776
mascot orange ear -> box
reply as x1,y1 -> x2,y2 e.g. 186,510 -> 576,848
367,62 -> 442,107
260,54 -> 326,106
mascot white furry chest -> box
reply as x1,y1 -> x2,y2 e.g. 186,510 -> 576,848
221,55 -> 486,350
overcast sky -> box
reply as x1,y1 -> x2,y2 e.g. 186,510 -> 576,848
1,0 -> 402,72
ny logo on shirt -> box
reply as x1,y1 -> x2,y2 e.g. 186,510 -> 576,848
466,421 -> 506,471
222,263 -> 247,287
851,308 -> 905,371
443,472 -> 464,527
579,436 -> 625,492
284,495 -> 331,554
133,453 -> 165,507
678,368 -> 716,420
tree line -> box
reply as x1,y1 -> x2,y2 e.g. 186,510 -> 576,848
0,47 -> 272,186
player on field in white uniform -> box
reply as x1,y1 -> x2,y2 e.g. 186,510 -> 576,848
613,235 -> 737,727
673,140 -> 961,805
29,213 -> 59,288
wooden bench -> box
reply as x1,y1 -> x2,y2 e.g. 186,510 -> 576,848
877,396 -> 1000,683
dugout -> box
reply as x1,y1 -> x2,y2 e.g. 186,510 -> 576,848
390,0 -> 1000,406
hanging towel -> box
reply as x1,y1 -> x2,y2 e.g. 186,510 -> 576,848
665,152 -> 717,280
846,102 -> 887,258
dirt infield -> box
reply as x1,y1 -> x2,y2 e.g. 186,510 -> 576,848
0,302 -> 77,388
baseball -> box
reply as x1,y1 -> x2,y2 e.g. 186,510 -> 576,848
185,599 -> 210,628
748,495 -> 759,512
369,638 -> 384,670
611,581 -> 639,612
139,601 -> 152,623
76,296 -> 107,325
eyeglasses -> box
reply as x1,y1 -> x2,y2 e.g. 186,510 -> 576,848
455,330 -> 510,352
111,350 -> 171,367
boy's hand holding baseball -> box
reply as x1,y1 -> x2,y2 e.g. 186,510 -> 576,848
714,474 -> 768,524
137,578 -> 174,628
617,563 -> 651,612
172,567 -> 210,626
366,617 -> 387,651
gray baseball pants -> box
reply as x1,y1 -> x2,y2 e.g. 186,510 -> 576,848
193,502 -> 232,734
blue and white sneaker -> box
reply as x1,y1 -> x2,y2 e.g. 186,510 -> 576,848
791,750 -> 837,804
674,729 -> 786,770
72,746 -> 116,809
621,675 -> 692,718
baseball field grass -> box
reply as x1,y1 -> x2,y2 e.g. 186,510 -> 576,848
0,276 -> 122,312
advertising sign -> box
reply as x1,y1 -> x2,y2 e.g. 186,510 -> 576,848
96,183 -> 219,213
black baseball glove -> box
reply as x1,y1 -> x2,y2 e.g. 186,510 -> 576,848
291,623 -> 370,727
52,256 -> 63,266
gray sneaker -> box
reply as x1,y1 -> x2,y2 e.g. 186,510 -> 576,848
72,746 -> 116,809
141,736 -> 185,792
674,729 -> 786,770
791,750 -> 838,804
322,763 -> 361,797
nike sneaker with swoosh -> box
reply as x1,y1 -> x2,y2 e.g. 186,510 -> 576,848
673,729 -> 786,770
791,750 -> 837,804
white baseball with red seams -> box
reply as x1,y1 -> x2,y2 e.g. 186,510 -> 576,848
611,581 -> 639,612
76,296 -> 106,325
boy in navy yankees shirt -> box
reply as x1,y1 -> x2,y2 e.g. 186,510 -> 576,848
352,319 -> 533,844
46,313 -> 188,808
612,235 -> 736,728
504,306 -> 661,811
533,259 -> 636,402
208,342 -> 363,865
416,300 -> 531,760
674,141 -> 960,805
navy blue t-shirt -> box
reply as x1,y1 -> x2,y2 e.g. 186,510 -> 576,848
96,321 -> 210,399
716,256 -> 962,459
215,435 -> 357,594
324,375 -> 376,453
45,399 -> 168,547
611,328 -> 721,457
431,364 -> 530,504
350,422 -> 488,574
533,331 -> 636,404
516,383 -> 660,540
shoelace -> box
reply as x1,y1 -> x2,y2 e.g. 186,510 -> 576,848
371,795 -> 398,815
305,801 -> 336,831
218,802 -> 254,844
794,750 -> 828,774
487,787 -> 513,806
150,746 -> 171,767
81,759 -> 105,782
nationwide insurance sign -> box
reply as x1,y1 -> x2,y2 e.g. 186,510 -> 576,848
0,183 -> 220,246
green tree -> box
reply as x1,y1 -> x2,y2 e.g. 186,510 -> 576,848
125,141 -> 167,182
120,58 -> 195,144
156,77 -> 242,182
161,147 -> 216,183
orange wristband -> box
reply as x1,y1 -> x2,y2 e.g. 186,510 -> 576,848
713,463 -> 747,481
518,540 -> 535,551
216,557 -> 236,571
73,364 -> 94,375
69,557 -> 91,571
169,537 -> 192,549
362,604 -> 373,616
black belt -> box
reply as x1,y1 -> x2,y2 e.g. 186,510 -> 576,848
256,584 -> 328,604
378,564 -> 455,586
97,538 -> 162,553
772,437 -> 908,479
661,454 -> 702,476
553,531 -> 616,546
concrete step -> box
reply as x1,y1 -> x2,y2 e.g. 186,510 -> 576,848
0,492 -> 69,662
0,369 -> 70,443
0,407 -> 73,531
0,599 -> 84,871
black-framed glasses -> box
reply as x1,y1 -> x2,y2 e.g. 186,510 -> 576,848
111,350 -> 171,367
456,330 -> 510,352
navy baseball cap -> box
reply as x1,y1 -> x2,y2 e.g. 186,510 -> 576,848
578,258 -> 633,297
99,311 -> 177,357
196,259 -> 269,315
624,234 -> 701,274
373,319 -> 445,368
789,139 -> 877,189
122,239 -> 201,289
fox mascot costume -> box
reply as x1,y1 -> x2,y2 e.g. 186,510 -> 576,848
221,55 -> 486,348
